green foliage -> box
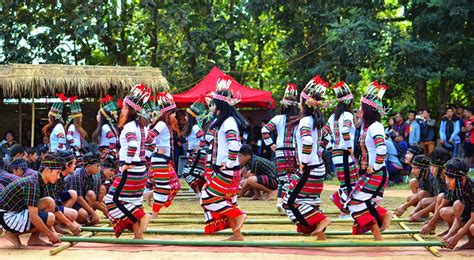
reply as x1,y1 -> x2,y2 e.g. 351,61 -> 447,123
0,0 -> 472,116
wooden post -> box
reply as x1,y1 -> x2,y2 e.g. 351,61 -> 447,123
18,94 -> 22,146
30,93 -> 35,147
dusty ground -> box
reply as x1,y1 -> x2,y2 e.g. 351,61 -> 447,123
1,182 -> 473,259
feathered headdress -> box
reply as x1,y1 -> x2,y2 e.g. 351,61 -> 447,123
124,83 -> 152,112
48,93 -> 68,119
360,81 -> 388,114
331,81 -> 353,104
280,83 -> 299,106
187,99 -> 207,119
156,92 -> 177,114
99,94 -> 119,123
301,75 -> 329,108
210,75 -> 240,106
68,96 -> 82,118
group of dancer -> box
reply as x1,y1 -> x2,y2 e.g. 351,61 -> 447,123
1,73 -> 472,249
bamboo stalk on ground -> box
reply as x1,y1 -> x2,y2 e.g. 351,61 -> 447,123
99,217 -> 414,225
49,224 -> 109,255
81,226 -> 423,236
59,236 -> 446,247
396,217 -> 441,257
150,209 -> 396,216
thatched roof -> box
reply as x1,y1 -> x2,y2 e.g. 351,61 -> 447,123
0,63 -> 170,97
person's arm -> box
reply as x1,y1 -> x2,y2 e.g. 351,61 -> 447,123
54,210 -> 81,235
342,115 -> 354,150
70,174 -> 99,222
261,116 -> 278,146
299,121 -> 313,166
55,125 -> 67,151
414,122 -> 420,144
224,119 -> 240,169
28,206 -> 60,243
446,213 -> 474,249
439,121 -> 446,142
371,124 -> 387,172
319,122 -> 332,150
66,125 -> 75,147
103,125 -> 117,150
449,119 -> 461,143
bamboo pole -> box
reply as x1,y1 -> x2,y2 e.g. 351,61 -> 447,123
49,224 -> 108,255
99,217 -> 413,225
80,226 -> 422,236
396,217 -> 441,257
151,209 -> 395,216
59,236 -> 445,247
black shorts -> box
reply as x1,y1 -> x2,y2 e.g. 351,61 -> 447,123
59,191 -> 72,203
464,142 -> 474,157
256,175 -> 278,190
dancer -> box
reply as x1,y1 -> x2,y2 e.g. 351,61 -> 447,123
282,75 -> 331,240
66,96 -> 88,167
200,75 -> 248,241
147,92 -> 181,219
344,81 -> 392,241
43,93 -> 68,152
182,100 -> 209,195
321,81 -> 358,216
104,84 -> 152,238
93,94 -> 120,159
261,83 -> 299,211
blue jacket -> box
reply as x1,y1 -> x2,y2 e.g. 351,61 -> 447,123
408,120 -> 420,145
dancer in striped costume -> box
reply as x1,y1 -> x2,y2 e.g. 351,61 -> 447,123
104,84 -> 152,239
146,92 -> 181,219
93,94 -> 120,159
282,75 -> 331,240
344,81 -> 392,240
261,83 -> 299,211
0,153 -> 63,248
43,93 -> 68,152
321,81 -> 358,215
182,100 -> 209,195
200,75 -> 248,240
66,96 -> 87,167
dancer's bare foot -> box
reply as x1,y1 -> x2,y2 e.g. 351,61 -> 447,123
140,214 -> 150,234
234,214 -> 247,231
54,224 -> 71,235
27,234 -> 52,246
5,233 -> 25,248
151,212 -> 159,219
310,217 -> 331,240
394,206 -> 406,217
380,211 -> 393,232
371,222 -> 383,241
223,234 -> 244,241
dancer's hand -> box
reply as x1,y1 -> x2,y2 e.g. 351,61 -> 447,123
366,167 -> 374,174
299,164 -> 305,172
120,164 -> 134,173
48,232 -> 61,244
68,222 -> 82,236
271,144 -> 276,151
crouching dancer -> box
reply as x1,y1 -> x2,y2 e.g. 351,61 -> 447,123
0,153 -> 63,248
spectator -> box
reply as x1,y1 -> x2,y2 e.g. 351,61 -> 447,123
241,117 -> 253,144
385,134 -> 404,185
385,117 -> 395,135
462,107 -> 474,169
3,144 -> 26,172
1,130 -> 17,158
419,109 -> 437,155
393,131 -> 409,172
440,106 -> 461,157
36,135 -> 49,155
393,112 -> 409,138
256,120 -> 272,160
407,110 -> 420,146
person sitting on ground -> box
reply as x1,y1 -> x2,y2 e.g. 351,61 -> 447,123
408,147 -> 451,222
385,133 -> 405,185
404,145 -> 425,194
25,147 -> 39,171
95,154 -> 117,205
0,153 -> 62,248
438,158 -> 473,250
238,144 -> 278,201
44,150 -> 81,235
66,152 -> 102,225
395,155 -> 432,217
3,144 -> 25,172
0,156 -> 18,193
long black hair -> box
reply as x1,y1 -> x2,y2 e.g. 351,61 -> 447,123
92,111 -> 116,143
361,99 -> 381,128
288,94 -> 325,130
278,96 -> 299,118
182,111 -> 198,137
209,92 -> 248,131
334,99 -> 353,121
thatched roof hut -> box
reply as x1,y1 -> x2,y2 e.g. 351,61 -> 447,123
0,63 -> 170,97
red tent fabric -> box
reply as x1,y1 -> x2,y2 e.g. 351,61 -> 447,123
173,66 -> 276,109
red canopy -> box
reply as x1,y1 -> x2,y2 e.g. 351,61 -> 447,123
173,66 -> 276,109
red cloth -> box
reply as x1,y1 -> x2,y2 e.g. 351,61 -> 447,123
352,206 -> 388,235
173,66 -> 276,109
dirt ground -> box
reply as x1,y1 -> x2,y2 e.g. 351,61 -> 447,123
1,183 -> 473,259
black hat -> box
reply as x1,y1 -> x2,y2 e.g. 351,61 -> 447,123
430,147 -> 451,167
407,145 -> 424,156
445,158 -> 469,178
101,154 -> 117,169
412,155 -> 430,169
57,150 -> 75,164
83,152 -> 100,166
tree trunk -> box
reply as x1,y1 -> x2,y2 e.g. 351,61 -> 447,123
414,79 -> 428,110
119,0 -> 128,66
228,0 -> 237,72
